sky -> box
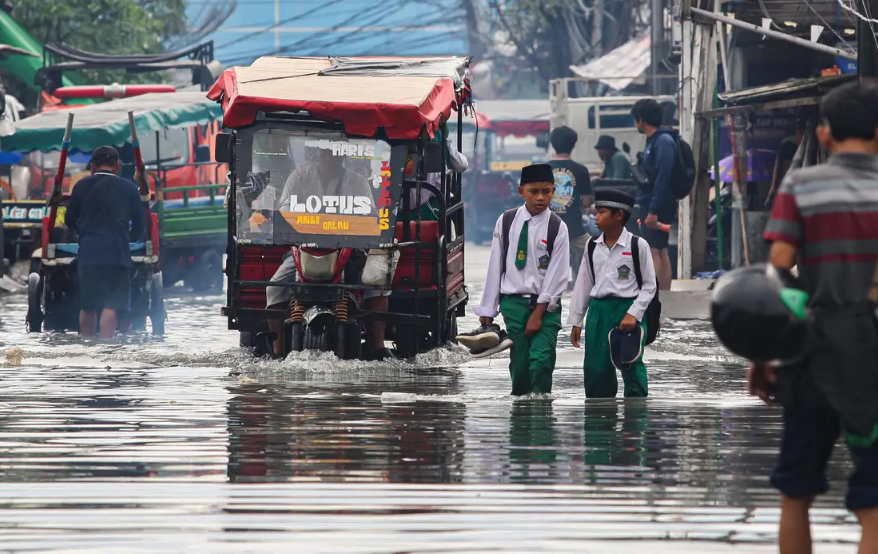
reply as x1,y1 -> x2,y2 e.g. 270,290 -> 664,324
187,0 -> 470,67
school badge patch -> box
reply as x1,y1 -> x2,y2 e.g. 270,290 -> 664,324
617,265 -> 631,280
538,254 -> 550,270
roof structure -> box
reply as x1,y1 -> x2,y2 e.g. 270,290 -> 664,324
207,56 -> 471,139
2,91 -> 223,153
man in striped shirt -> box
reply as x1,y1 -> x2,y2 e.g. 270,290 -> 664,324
760,81 -> 878,553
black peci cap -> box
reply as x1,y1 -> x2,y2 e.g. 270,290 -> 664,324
595,135 -> 616,150
90,145 -> 120,168
594,188 -> 635,213
519,163 -> 555,187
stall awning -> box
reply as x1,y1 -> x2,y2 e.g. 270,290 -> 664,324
569,34 -> 651,91
699,74 -> 856,118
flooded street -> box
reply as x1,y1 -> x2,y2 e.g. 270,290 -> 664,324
0,245 -> 861,553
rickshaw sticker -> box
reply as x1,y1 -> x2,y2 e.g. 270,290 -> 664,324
280,212 -> 381,236
287,195 -> 373,215
378,160 -> 392,230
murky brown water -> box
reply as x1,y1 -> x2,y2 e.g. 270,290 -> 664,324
0,247 -> 863,552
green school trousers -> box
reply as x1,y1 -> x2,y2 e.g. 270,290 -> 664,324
583,296 -> 648,398
499,295 -> 562,395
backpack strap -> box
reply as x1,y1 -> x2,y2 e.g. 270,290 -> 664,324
546,212 -> 562,256
587,236 -> 597,283
499,208 -> 518,275
630,233 -> 644,290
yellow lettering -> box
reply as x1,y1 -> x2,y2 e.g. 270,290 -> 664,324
322,220 -> 350,230
379,219 -> 389,231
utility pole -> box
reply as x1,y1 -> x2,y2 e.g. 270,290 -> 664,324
651,0 -> 664,94
858,0 -> 878,80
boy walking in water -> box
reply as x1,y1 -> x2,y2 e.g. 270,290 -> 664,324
568,190 -> 657,398
474,164 -> 569,395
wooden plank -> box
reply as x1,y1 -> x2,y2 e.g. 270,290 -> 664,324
690,18 -> 718,274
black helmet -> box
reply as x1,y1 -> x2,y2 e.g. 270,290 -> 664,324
710,264 -> 810,362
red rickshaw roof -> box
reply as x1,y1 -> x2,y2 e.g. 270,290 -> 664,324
474,99 -> 551,137
207,56 -> 471,139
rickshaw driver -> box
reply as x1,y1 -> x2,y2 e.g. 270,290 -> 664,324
264,148 -> 393,360
65,146 -> 146,339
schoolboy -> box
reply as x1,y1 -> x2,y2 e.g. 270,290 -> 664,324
567,189 -> 657,398
474,163 -> 570,395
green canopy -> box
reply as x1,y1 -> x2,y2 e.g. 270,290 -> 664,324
2,92 -> 223,153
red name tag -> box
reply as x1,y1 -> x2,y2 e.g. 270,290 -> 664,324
622,251 -> 632,256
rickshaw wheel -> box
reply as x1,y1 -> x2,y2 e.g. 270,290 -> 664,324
239,331 -> 257,348
26,273 -> 43,333
149,272 -> 165,335
444,315 -> 458,344
335,322 -> 361,360
303,327 -> 330,352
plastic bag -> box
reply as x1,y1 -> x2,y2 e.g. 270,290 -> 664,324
361,248 -> 399,286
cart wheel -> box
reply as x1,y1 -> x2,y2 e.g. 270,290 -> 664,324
29,256 -> 40,275
335,322 -> 361,360
192,249 -> 223,292
303,326 -> 329,352
149,272 -> 165,335
26,273 -> 43,333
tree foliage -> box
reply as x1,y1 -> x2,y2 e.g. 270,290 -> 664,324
14,0 -> 188,84
479,0 -> 648,90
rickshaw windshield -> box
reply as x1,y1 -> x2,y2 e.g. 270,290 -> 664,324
235,129 -> 405,248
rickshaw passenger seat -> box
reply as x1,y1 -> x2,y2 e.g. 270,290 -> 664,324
237,246 -> 290,308
393,220 -> 439,287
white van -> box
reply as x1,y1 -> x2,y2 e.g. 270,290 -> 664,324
550,80 -> 676,175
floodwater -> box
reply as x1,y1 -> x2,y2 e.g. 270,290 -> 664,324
0,246 -> 862,553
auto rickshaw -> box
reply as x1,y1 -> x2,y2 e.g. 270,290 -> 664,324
3,93 -> 225,334
211,56 -> 472,359
463,100 -> 550,244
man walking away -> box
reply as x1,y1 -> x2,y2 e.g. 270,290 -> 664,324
595,135 -> 632,180
547,126 -> 592,279
759,81 -> 878,554
632,99 -> 676,291
65,146 -> 145,339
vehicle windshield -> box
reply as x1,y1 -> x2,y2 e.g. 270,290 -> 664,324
236,129 -> 398,246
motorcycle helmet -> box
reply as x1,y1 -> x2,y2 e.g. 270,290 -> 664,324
711,264 -> 810,362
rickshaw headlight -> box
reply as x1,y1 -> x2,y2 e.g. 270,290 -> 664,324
299,250 -> 339,282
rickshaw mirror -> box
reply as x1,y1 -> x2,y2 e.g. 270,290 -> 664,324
214,133 -> 233,163
536,132 -> 549,150
423,141 -> 444,173
195,144 -> 211,163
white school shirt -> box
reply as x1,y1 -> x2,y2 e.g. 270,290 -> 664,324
566,228 -> 657,327
474,204 -> 570,318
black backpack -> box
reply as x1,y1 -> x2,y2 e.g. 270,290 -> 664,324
670,134 -> 696,200
587,234 -> 662,345
500,208 -> 562,274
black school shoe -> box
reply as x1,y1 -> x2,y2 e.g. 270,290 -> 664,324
469,330 -> 513,359
456,324 -> 502,350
